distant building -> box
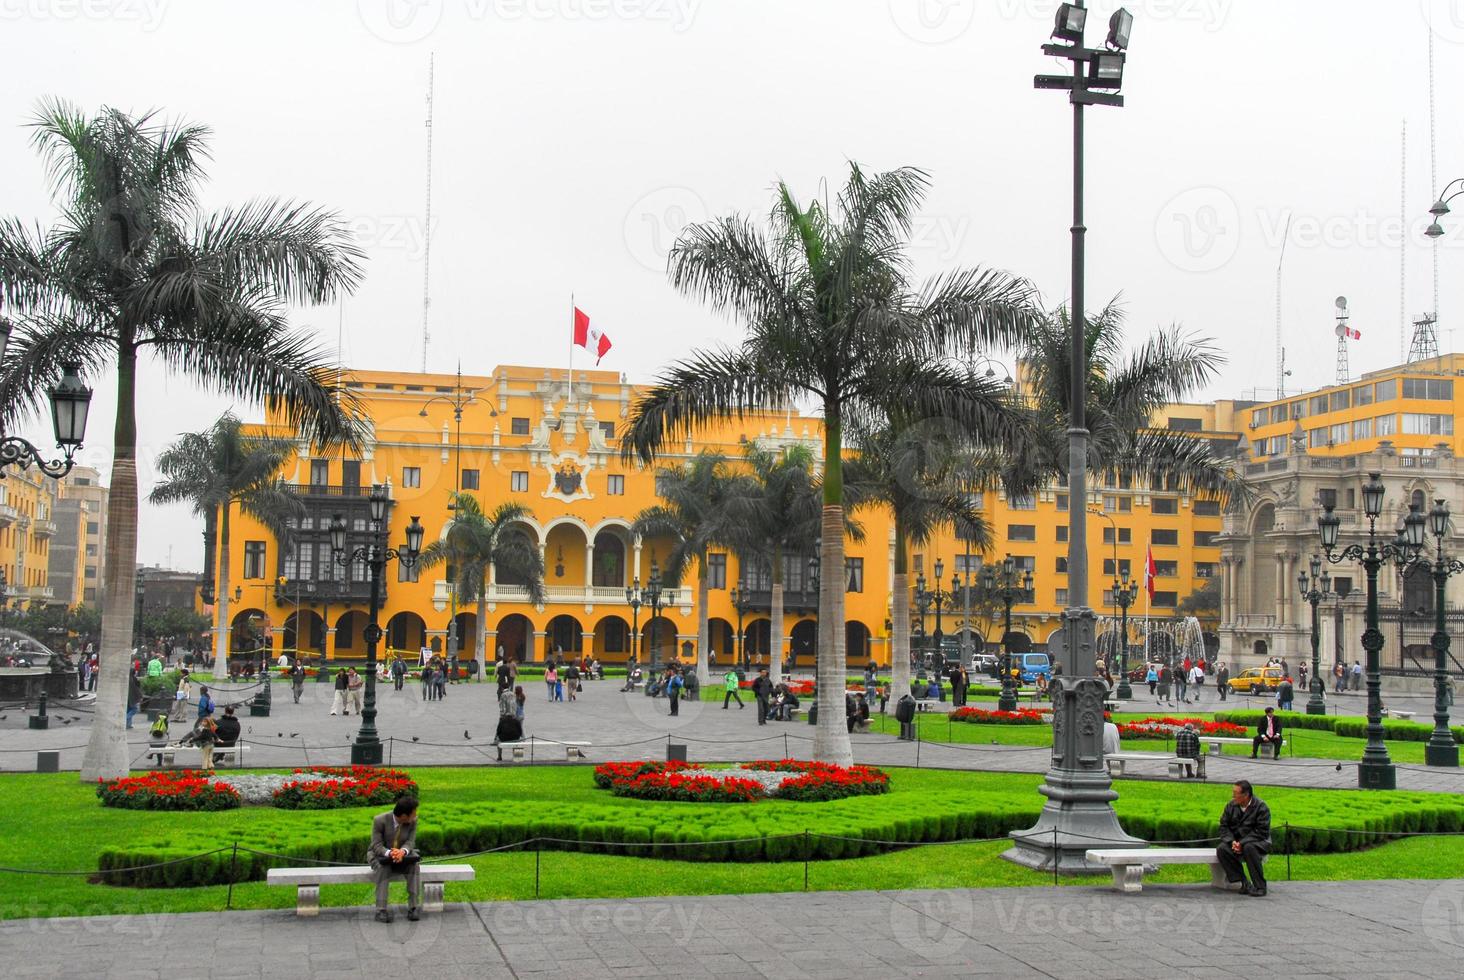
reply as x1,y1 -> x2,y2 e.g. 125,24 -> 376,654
136,565 -> 202,616
48,465 -> 108,607
0,469 -> 62,611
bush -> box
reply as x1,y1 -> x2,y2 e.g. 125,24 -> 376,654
97,771 -> 240,811
272,766 -> 418,810
1215,710 -> 1464,744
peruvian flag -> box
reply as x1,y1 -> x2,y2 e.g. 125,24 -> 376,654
1143,545 -> 1157,601
573,307 -> 612,363
1344,326 -> 1362,340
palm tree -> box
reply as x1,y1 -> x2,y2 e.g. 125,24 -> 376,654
630,452 -> 748,688
0,101 -> 362,780
148,414 -> 306,667
419,493 -> 545,681
623,164 -> 1039,764
844,419 -> 991,701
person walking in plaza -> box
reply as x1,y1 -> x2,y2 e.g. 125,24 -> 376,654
1217,661 -> 1230,702
752,668 -> 771,725
195,684 -> 215,721
544,664 -> 558,702
723,668 -> 744,709
1145,664 -> 1158,697
1188,661 -> 1205,701
496,654 -> 512,694
864,662 -> 876,704
419,661 -> 433,700
1276,675 -> 1295,712
514,685 -> 526,721
565,661 -> 580,702
1174,661 -> 1189,703
1216,780 -> 1271,896
125,668 -> 141,730
332,666 -> 350,715
1156,665 -> 1172,706
369,797 -> 423,923
290,661 -> 306,703
391,655 -> 407,692
433,659 -> 448,700
347,667 -> 364,715
666,666 -> 684,716
1252,706 -> 1284,758
1350,660 -> 1363,690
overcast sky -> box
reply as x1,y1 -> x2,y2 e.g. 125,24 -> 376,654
3,0 -> 1462,573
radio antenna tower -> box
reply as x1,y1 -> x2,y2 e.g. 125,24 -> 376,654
1400,120 -> 1407,363
1275,214 -> 1291,396
420,54 -> 435,373
1334,297 -> 1351,384
1409,312 -> 1439,363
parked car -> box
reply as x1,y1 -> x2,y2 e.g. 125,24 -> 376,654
1014,652 -> 1052,684
972,653 -> 999,677
1227,666 -> 1285,694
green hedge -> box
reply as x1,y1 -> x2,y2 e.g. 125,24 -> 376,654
1215,710 -> 1464,744
95,781 -> 1464,887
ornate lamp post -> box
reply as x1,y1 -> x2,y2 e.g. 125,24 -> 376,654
985,555 -> 1032,712
730,578 -> 750,670
329,485 -> 425,766
1297,555 -> 1332,717
624,575 -> 643,666
643,561 -> 676,670
931,558 -> 947,662
1424,178 -> 1464,238
0,329 -> 93,480
914,573 -> 932,669
1319,472 -> 1425,789
1410,499 -> 1461,767
1112,575 -> 1138,700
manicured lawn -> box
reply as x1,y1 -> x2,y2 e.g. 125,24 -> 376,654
3,766 -> 1462,918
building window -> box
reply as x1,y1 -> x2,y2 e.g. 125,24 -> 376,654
511,471 -> 529,492
953,555 -> 980,574
1009,493 -> 1036,510
707,553 -> 727,590
398,559 -> 420,583
1056,493 -> 1069,511
1350,417 -> 1374,441
1194,530 -> 1220,547
1329,423 -> 1349,444
243,541 -> 266,579
1402,378 -> 1453,400
1055,588 -> 1069,604
460,468 -> 480,490
1152,590 -> 1178,608
1376,414 -> 1398,435
1374,379 -> 1397,401
1194,499 -> 1222,517
1403,414 -> 1454,436
1102,558 -> 1133,578
86,521 -> 99,534
402,467 -> 421,489
1055,557 -> 1068,573
1308,428 -> 1326,449
654,475 -> 670,497
1152,497 -> 1178,515
1329,389 -> 1350,411
1056,525 -> 1068,542
1153,560 -> 1179,577
1309,394 -> 1329,415
310,459 -> 330,485
607,474 -> 625,495
1007,524 -> 1036,542
1102,527 -> 1132,545
1196,562 -> 1218,579
600,421 -> 616,440
1169,416 -> 1204,431
342,459 -> 361,491
1103,494 -> 1132,513
1152,529 -> 1179,546
511,417 -> 531,435
1011,555 -> 1036,574
1333,576 -> 1353,598
1356,384 -> 1373,406
845,557 -> 864,593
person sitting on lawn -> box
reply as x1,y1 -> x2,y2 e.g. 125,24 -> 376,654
1216,779 -> 1271,896
1252,707 -> 1284,758
1173,721 -> 1202,778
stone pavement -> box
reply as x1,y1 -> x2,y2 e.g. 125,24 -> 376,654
3,675 -> 1463,794
1,879 -> 1460,978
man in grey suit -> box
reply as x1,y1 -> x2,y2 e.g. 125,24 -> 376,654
369,796 -> 421,922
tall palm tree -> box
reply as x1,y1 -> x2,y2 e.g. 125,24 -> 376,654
734,442 -> 822,686
844,418 -> 991,701
0,101 -> 362,780
630,452 -> 748,688
419,493 -> 545,681
623,164 -> 1039,764
148,414 -> 306,665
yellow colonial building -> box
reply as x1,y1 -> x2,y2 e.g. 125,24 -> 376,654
0,469 -> 62,612
208,362 -> 1242,670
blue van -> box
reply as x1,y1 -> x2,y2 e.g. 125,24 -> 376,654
1017,653 -> 1052,684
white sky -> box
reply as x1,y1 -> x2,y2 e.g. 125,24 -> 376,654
2,0 -> 1462,572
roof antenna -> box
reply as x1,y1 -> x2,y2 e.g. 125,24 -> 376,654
421,53 -> 435,373
1275,214 -> 1291,397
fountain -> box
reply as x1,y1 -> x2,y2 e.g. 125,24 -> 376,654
0,629 -> 78,701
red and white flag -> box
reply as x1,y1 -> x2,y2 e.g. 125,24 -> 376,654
1344,326 -> 1361,340
572,307 -> 612,363
1143,545 -> 1157,601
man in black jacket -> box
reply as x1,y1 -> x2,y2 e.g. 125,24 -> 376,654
213,705 -> 241,747
751,668 -> 772,725
1252,706 -> 1284,758
1216,779 -> 1271,895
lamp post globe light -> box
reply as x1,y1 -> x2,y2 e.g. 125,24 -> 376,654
625,575 -> 643,666
914,571 -> 932,672
1402,499 -> 1461,767
0,328 -> 94,479
730,578 -> 750,671
986,556 -> 1031,713
1112,576 -> 1138,700
931,558 -> 947,665
643,561 -> 675,671
329,485 -> 425,766
1008,0 -> 1146,873
1318,472 -> 1426,789
1424,177 -> 1464,239
1297,555 -> 1332,717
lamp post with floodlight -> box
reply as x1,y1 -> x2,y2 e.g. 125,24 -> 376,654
1424,179 -> 1464,239
1297,556 -> 1332,717
0,324 -> 92,479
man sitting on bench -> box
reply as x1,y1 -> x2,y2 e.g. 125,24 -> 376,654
493,712 -> 524,760
214,705 -> 241,751
369,796 -> 422,923
1215,779 -> 1270,896
1173,721 -> 1202,778
1252,707 -> 1284,758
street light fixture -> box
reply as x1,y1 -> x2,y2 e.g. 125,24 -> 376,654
624,575 -> 643,666
1111,575 -> 1139,700
1319,472 -> 1425,788
329,485 -> 424,765
1424,177 -> 1464,238
1399,499 -> 1462,767
0,337 -> 94,479
986,555 -> 1032,712
1297,554 -> 1333,717
730,578 -> 751,670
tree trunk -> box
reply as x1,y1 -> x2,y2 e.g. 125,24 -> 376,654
891,517 -> 911,705
475,591 -> 488,683
770,543 -> 784,687
80,346 -> 138,781
214,504 -> 232,667
695,552 -> 711,687
813,417 -> 852,766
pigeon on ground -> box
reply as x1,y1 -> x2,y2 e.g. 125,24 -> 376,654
464,730 -> 470,740
411,736 -> 419,742
289,733 -> 298,738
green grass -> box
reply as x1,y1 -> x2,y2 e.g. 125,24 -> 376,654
5,766 -> 1463,918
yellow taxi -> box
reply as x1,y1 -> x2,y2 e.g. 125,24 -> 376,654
1226,666 -> 1284,694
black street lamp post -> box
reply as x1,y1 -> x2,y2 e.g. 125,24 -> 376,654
329,485 -> 424,766
1112,575 -> 1138,700
913,573 -> 932,669
730,578 -> 750,671
1407,499 -> 1461,767
1297,555 -> 1332,717
643,562 -> 676,671
1319,472 -> 1425,789
625,575 -> 643,666
931,559 -> 947,663
985,555 -> 1032,712
1425,178 -> 1464,239
0,325 -> 93,479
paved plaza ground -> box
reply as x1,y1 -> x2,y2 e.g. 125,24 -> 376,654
0,879 -> 1460,979
2,673 -> 1462,794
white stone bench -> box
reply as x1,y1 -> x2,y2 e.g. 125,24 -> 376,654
1387,710 -> 1415,721
148,743 -> 249,768
1202,736 -> 1286,758
1105,751 -> 1204,778
496,739 -> 590,762
1085,847 -> 1235,893
266,863 -> 476,916
913,698 -> 942,712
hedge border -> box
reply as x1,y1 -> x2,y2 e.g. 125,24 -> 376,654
1214,710 -> 1464,744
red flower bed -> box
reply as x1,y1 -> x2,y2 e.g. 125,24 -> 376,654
740,759 -> 890,801
273,766 -> 419,810
610,770 -> 764,803
1118,716 -> 1247,740
97,771 -> 241,811
736,679 -> 815,696
950,707 -> 1048,725
592,759 -> 701,789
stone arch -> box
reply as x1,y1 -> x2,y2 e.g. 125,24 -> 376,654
229,609 -> 270,653
707,617 -> 734,663
546,613 -> 583,657
592,614 -> 632,661
495,613 -> 533,662
334,610 -> 368,656
448,611 -> 477,659
1248,503 -> 1277,616
591,530 -> 628,588
640,615 -> 677,664
845,620 -> 872,667
789,619 -> 817,667
386,611 -> 427,654
283,609 -> 325,657
744,618 -> 771,664
545,521 -> 591,586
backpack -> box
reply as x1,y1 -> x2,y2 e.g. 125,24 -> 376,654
149,715 -> 169,739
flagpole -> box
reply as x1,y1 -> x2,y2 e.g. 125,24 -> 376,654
568,293 -> 575,406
